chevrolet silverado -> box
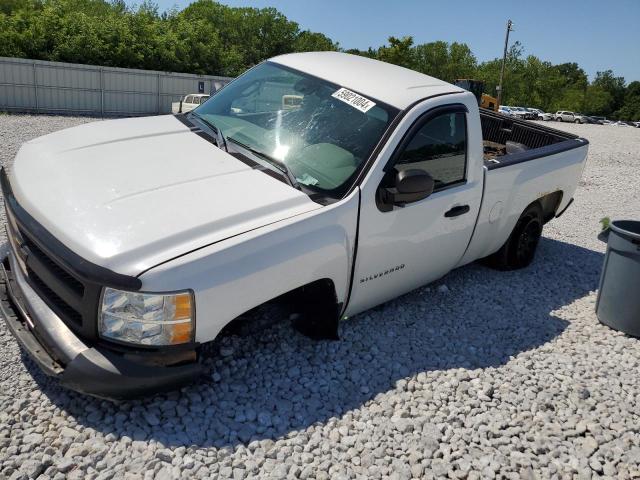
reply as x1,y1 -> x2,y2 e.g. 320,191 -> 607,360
0,52 -> 588,398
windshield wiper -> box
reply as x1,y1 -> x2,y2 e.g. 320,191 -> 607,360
190,112 -> 228,152
226,137 -> 300,190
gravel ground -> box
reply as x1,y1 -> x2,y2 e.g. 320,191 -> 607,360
0,114 -> 639,480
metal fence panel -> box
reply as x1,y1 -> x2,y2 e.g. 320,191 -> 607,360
38,64 -> 101,90
104,91 -> 157,115
104,70 -> 155,93
39,87 -> 101,113
0,56 -> 233,116
0,85 -> 35,109
0,61 -> 33,85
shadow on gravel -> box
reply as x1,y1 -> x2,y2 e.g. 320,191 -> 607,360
23,237 -> 604,450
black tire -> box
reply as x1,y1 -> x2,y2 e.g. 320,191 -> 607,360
574,119 -> 580,124
557,117 -> 562,122
482,203 -> 543,270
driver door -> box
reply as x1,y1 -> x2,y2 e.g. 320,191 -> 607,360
345,102 -> 483,316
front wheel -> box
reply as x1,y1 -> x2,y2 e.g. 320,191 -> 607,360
574,119 -> 580,123
557,117 -> 562,122
481,204 -> 543,270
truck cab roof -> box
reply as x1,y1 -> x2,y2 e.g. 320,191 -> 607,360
271,52 -> 464,110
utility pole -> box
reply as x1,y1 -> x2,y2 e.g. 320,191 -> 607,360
497,19 -> 513,107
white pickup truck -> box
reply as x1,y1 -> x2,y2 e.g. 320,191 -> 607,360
0,52 -> 588,398
171,93 -> 210,114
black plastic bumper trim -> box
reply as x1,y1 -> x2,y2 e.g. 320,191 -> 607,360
0,255 -> 202,400
1,275 -> 63,376
1,167 -> 142,291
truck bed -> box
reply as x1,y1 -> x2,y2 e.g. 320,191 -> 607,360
480,109 -> 585,169
457,108 -> 589,268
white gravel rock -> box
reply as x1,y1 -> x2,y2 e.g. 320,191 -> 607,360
1,115 -> 640,478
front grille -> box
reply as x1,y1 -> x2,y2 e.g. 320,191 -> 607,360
7,220 -> 98,337
25,266 -> 83,326
21,235 -> 85,297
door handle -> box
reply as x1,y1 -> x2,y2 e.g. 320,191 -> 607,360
445,205 -> 470,217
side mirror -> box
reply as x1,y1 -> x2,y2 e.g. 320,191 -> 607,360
378,169 -> 435,210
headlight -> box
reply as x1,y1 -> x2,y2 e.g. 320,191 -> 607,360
99,287 -> 194,346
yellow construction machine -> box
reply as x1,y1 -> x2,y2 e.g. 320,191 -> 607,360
454,79 -> 498,111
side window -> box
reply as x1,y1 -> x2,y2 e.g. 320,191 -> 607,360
185,96 -> 193,104
394,112 -> 467,189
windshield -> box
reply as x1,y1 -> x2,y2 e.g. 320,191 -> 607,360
193,62 -> 397,194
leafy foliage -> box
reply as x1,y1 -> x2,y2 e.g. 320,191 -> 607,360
0,0 -> 637,119
352,37 -> 637,119
0,0 -> 337,76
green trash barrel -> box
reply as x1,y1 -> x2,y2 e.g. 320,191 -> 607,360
596,220 -> 640,336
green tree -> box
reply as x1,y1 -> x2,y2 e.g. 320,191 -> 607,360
445,42 -> 477,81
412,41 -> 476,82
614,81 -> 640,120
376,36 -> 415,69
593,70 -> 626,116
413,41 -> 448,79
554,62 -> 588,88
0,0 -> 336,76
293,31 -> 337,52
583,85 -> 612,115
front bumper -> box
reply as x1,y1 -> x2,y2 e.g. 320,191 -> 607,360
0,252 -> 202,400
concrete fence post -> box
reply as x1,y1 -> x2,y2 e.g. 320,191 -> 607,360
100,68 -> 104,118
157,74 -> 161,114
32,62 -> 39,112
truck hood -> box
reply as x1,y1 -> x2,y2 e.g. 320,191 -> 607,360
10,115 -> 321,276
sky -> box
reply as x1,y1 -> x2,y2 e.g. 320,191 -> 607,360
133,0 -> 640,82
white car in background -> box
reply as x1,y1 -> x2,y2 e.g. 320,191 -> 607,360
573,113 -> 593,124
507,107 -> 530,119
171,94 -> 210,114
498,106 -> 513,116
528,108 -> 552,121
555,111 -> 582,122
512,107 -> 536,120
501,105 -> 526,120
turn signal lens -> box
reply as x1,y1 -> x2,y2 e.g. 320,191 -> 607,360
173,294 -> 192,320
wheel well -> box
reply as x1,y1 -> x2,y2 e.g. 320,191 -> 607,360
217,278 -> 341,340
284,278 -> 341,339
534,191 -> 563,224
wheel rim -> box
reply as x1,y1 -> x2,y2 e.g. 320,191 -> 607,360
516,217 -> 542,263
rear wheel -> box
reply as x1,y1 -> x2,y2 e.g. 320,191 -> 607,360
482,203 -> 543,270
557,117 -> 563,122
574,118 -> 580,123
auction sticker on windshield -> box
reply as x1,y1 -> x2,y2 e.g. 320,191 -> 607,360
331,88 -> 376,113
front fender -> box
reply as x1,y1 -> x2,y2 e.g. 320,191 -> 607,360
138,190 -> 360,343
